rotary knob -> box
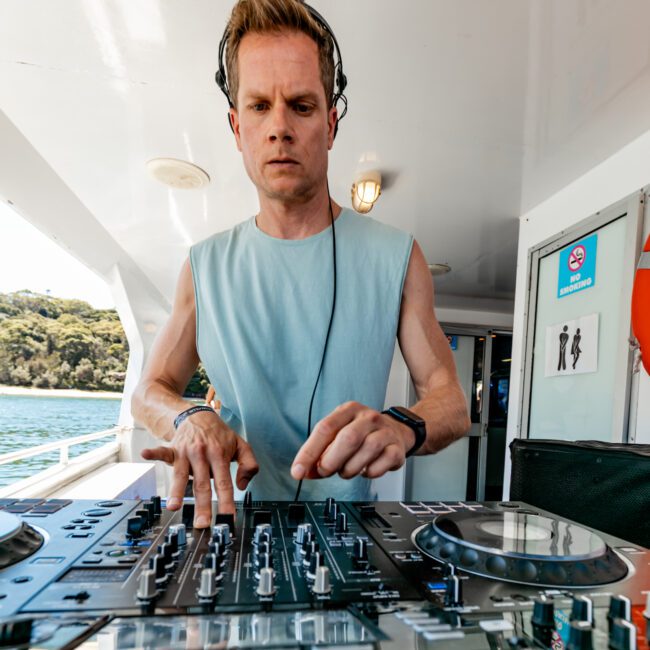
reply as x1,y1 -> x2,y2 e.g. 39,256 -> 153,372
312,565 -> 331,596
151,496 -> 162,518
197,568 -> 217,601
135,509 -> 150,530
353,537 -> 368,566
126,516 -> 143,540
324,497 -> 335,520
136,569 -> 158,602
256,567 -> 275,597
169,523 -> 187,546
212,523 -> 231,546
149,554 -> 167,586
307,551 -> 325,580
303,540 -> 319,566
143,502 -> 156,525
608,596 -> 632,628
567,621 -> 593,650
253,523 -> 272,546
166,532 -> 179,557
300,531 -> 314,555
295,523 -> 312,546
571,595 -> 594,626
532,596 -> 555,647
158,542 -> 174,571
609,619 -> 637,650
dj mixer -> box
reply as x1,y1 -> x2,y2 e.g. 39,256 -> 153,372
0,495 -> 648,649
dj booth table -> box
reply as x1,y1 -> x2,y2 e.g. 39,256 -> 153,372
1,496 -> 648,649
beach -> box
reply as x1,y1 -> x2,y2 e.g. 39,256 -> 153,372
0,384 -> 123,400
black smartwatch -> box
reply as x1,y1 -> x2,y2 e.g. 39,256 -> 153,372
382,406 -> 427,457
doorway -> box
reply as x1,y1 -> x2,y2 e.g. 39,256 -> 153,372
404,329 -> 512,501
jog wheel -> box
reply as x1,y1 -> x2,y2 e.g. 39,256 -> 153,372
414,510 -> 628,587
0,511 -> 44,568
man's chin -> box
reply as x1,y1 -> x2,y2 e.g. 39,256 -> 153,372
262,181 -> 312,203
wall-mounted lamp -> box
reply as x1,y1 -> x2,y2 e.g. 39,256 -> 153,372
428,263 -> 451,276
351,170 -> 381,214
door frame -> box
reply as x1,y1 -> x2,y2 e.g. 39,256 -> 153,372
518,189 -> 645,442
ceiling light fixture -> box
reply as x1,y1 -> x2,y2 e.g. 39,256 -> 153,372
146,158 -> 210,190
428,263 -> 451,276
351,170 -> 381,214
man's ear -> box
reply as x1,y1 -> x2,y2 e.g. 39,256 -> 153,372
327,106 -> 338,150
230,107 -> 242,152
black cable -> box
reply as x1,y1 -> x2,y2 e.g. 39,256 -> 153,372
294,192 -> 337,501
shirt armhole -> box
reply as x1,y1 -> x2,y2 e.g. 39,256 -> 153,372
188,245 -> 201,354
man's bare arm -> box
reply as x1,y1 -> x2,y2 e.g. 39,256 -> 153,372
131,259 -> 202,441
131,258 -> 258,525
397,240 -> 471,453
291,240 -> 469,481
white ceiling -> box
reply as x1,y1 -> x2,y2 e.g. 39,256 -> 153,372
1,0 -> 650,309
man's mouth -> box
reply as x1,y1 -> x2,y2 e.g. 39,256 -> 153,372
268,158 -> 299,166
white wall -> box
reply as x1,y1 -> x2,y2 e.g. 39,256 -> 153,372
505,129 -> 650,498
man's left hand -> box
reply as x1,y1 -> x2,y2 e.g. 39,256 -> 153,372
290,401 -> 416,481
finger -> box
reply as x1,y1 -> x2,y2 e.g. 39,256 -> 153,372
363,443 -> 405,479
167,454 -> 189,511
211,454 -> 235,515
141,446 -> 175,465
318,413 -> 382,477
189,454 -> 213,528
338,431 -> 387,479
291,401 -> 361,479
234,439 -> 259,490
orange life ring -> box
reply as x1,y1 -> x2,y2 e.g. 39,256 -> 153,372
632,234 -> 650,374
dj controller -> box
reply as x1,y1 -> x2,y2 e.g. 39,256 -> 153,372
0,495 -> 648,649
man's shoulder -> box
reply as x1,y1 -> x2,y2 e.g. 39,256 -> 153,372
341,208 -> 413,249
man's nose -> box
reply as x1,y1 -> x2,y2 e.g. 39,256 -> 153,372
268,105 -> 293,143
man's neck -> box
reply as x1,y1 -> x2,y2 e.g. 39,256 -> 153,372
256,189 -> 342,240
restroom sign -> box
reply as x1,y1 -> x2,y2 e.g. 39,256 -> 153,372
557,234 -> 598,298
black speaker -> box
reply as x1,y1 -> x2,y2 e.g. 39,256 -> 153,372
509,438 -> 650,548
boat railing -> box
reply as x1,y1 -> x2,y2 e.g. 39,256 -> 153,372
0,427 -> 129,498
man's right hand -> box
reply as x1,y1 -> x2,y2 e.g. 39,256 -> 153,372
141,409 -> 259,526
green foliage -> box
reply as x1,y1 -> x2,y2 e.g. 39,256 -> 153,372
0,291 -> 130,392
0,290 -> 206,397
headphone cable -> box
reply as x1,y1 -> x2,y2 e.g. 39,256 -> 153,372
294,191 -> 337,501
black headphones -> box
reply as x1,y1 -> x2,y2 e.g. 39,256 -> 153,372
214,0 -> 348,137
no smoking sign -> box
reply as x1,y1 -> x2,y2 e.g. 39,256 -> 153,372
558,234 -> 598,298
568,244 -> 586,271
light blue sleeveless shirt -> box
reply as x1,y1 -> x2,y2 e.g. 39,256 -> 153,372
190,208 -> 413,501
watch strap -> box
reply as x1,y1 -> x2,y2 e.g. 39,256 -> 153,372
382,406 -> 427,457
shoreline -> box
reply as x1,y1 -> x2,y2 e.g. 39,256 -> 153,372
0,384 -> 123,400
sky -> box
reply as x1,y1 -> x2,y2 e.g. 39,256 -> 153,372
0,201 -> 115,309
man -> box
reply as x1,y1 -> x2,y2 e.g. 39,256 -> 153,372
131,0 -> 470,528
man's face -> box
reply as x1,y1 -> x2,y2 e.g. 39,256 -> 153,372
230,30 -> 337,203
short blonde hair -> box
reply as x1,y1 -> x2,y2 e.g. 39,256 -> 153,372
224,0 -> 336,108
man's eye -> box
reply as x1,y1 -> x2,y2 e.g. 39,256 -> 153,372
294,103 -> 312,114
251,103 -> 267,112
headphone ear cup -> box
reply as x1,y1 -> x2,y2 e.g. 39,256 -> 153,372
338,70 -> 347,93
215,70 -> 226,93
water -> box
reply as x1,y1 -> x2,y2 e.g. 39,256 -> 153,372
0,394 -> 122,488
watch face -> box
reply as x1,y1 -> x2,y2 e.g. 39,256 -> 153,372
392,406 -> 425,425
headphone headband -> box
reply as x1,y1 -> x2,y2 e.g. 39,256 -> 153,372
215,0 -> 348,135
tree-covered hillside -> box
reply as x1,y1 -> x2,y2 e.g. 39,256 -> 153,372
0,291 -> 208,395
